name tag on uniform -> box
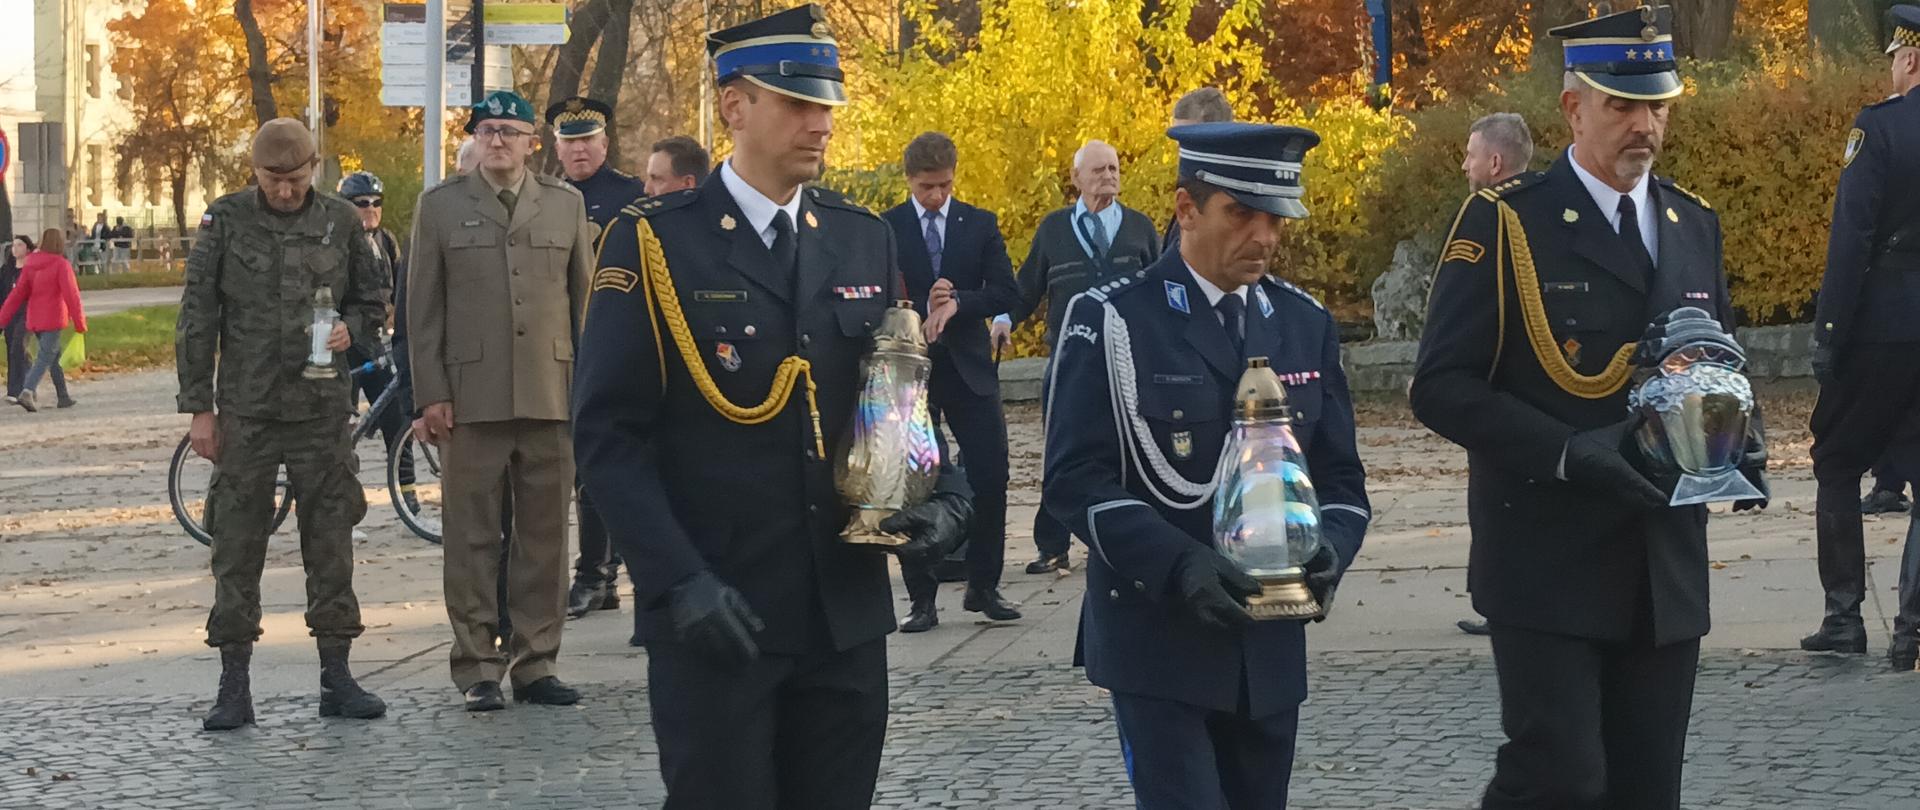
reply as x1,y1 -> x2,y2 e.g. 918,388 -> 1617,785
695,290 -> 749,303
834,285 -> 882,300
1542,282 -> 1588,293
1153,373 -> 1203,385
462,220 -> 483,228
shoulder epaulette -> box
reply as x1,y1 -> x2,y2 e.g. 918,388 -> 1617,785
1867,93 -> 1904,111
1085,270 -> 1150,303
805,186 -> 881,220
1271,278 -> 1327,312
1658,177 -> 1712,210
628,189 -> 698,218
1476,170 -> 1547,202
536,173 -> 575,191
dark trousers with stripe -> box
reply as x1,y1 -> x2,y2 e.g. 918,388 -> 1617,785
1112,691 -> 1298,810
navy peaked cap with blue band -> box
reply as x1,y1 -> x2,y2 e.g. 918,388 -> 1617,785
545,96 -> 613,139
1167,122 -> 1321,220
1888,5 -> 1920,53
706,4 -> 846,107
1551,4 -> 1683,101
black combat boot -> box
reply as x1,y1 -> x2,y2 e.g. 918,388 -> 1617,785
317,638 -> 388,719
1801,509 -> 1868,654
1890,517 -> 1920,673
202,643 -> 255,731
901,599 -> 939,633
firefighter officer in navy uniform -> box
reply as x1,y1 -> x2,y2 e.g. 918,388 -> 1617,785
1802,5 -> 1920,672
545,95 -> 646,625
572,6 -> 973,807
1043,122 -> 1371,810
1411,6 -> 1766,807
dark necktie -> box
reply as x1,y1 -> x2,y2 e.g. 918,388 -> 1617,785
770,210 -> 797,273
1079,211 -> 1112,258
923,210 -> 943,278
1215,294 -> 1246,360
1616,194 -> 1654,286
498,188 -> 517,219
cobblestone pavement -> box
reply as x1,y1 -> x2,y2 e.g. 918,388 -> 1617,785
5,649 -> 1916,810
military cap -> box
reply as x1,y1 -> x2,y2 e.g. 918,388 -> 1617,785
1887,5 -> 1920,53
1167,122 -> 1321,220
251,118 -> 318,173
705,3 -> 846,107
545,96 -> 613,139
1550,4 -> 1682,101
465,89 -> 537,134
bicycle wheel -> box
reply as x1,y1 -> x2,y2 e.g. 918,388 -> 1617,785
389,431 -> 443,544
168,434 -> 294,547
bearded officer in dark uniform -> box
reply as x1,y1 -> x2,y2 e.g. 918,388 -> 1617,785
572,6 -> 971,807
1044,122 -> 1371,809
545,95 -> 645,625
1411,6 -> 1764,807
1803,5 -> 1920,673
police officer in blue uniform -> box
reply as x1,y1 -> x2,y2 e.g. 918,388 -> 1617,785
1804,5 -> 1920,672
545,95 -> 646,624
1043,122 -> 1370,810
571,6 -> 971,807
1412,7 -> 1765,806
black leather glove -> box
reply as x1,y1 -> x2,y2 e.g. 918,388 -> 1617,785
1732,422 -> 1770,512
1170,547 -> 1262,631
878,490 -> 974,564
1564,417 -> 1669,510
1303,545 -> 1343,621
1811,342 -> 1837,387
666,570 -> 765,666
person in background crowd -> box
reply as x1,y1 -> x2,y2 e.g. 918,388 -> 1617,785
337,171 -> 415,514
1452,111 -> 1535,639
1007,138 -> 1161,576
110,217 -> 135,272
644,136 -> 711,198
2,235 -> 33,404
0,228 -> 86,412
1160,87 -> 1236,257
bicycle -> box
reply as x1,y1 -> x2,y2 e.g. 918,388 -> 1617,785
168,352 -> 444,546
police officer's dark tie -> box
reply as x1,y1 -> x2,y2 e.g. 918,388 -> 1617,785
923,209 -> 943,278
1616,194 -> 1654,287
1215,294 -> 1246,360
770,210 -> 797,272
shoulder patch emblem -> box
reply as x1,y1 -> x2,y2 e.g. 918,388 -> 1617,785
1164,280 -> 1190,314
199,213 -> 214,228
1442,239 -> 1485,264
592,267 -> 639,294
1845,128 -> 1865,168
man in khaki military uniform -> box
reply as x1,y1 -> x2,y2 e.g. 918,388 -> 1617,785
409,90 -> 594,711
177,119 -> 390,731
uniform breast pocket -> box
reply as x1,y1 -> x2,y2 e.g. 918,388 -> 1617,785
833,300 -> 888,341
449,228 -> 499,255
1541,282 -> 1610,335
1137,380 -> 1223,469
532,230 -> 573,277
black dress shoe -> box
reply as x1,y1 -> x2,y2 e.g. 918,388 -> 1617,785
1862,489 -> 1912,515
514,676 -> 581,706
597,590 -> 620,611
1024,554 -> 1069,575
566,581 -> 605,619
464,681 -> 505,712
901,602 -> 939,633
962,588 -> 1022,621
1800,623 -> 1868,654
1456,619 -> 1491,636
1891,636 -> 1919,672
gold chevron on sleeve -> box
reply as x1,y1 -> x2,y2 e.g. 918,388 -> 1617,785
1441,239 -> 1486,264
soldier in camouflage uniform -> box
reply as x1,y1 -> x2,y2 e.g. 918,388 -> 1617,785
176,119 -> 391,731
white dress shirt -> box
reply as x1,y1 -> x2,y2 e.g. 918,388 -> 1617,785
1184,264 -> 1248,325
1072,197 -> 1125,260
720,160 -> 803,250
1567,146 -> 1659,265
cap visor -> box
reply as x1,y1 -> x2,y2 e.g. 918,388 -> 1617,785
1575,70 -> 1683,101
743,75 -> 847,107
1229,191 -> 1309,220
555,125 -> 606,140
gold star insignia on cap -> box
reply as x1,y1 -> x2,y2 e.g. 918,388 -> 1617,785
805,211 -> 819,229
720,214 -> 737,231
1563,209 -> 1579,223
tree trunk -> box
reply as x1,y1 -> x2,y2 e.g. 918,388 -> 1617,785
1398,0 -> 1431,68
235,0 -> 278,124
1530,0 -> 1591,75
542,0 -> 613,172
1810,0 -> 1882,57
1672,0 -> 1738,60
171,171 -> 188,236
587,0 -> 635,166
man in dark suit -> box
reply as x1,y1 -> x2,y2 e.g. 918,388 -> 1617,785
1803,5 -> 1920,672
1044,122 -> 1369,809
884,132 -> 1022,631
1410,7 -> 1765,807
1008,139 -> 1161,575
572,7 -> 971,807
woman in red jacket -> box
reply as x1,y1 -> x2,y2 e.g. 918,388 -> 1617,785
0,228 -> 86,412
